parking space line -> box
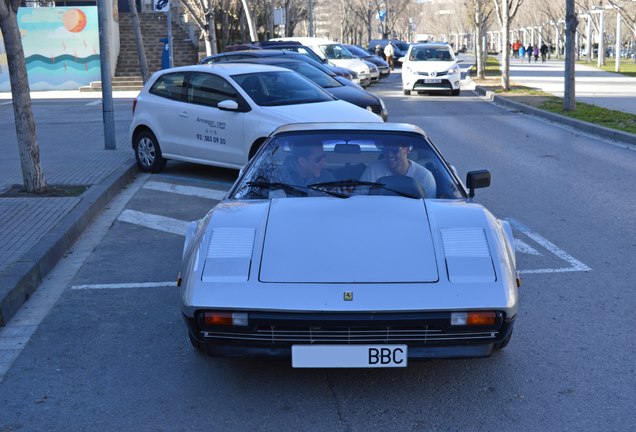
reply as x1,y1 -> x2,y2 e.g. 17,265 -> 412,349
143,180 -> 227,200
0,101 -> 12,106
86,100 -> 102,106
117,209 -> 190,236
507,218 -> 592,274
72,281 -> 175,290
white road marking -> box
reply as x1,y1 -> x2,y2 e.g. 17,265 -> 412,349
72,281 -> 175,290
143,180 -> 227,200
515,238 -> 542,256
0,101 -> 12,106
86,100 -> 102,106
507,218 -> 592,274
117,209 -> 189,236
0,173 -> 150,383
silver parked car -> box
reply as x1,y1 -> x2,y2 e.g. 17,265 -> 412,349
179,123 -> 519,368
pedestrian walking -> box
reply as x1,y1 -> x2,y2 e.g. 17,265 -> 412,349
526,45 -> 533,63
533,46 -> 539,62
540,43 -> 548,62
519,45 -> 525,60
384,41 -> 395,71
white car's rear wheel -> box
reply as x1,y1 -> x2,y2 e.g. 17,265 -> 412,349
403,88 -> 411,96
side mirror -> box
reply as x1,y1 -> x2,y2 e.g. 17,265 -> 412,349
218,99 -> 239,111
466,170 -> 491,198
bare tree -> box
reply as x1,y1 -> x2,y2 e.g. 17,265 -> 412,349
607,0 -> 636,62
493,0 -> 524,90
0,0 -> 46,193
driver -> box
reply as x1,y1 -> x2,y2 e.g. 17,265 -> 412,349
275,142 -> 335,187
360,143 -> 436,198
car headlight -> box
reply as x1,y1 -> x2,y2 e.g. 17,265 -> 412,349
448,67 -> 459,74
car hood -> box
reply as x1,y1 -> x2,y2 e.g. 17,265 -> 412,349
326,86 -> 379,108
259,196 -> 438,283
262,100 -> 382,123
328,58 -> 369,73
183,198 -> 514,312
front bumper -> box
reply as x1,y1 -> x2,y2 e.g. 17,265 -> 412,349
184,310 -> 515,360
403,72 -> 461,92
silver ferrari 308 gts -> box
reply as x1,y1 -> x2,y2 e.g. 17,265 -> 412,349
179,122 -> 519,368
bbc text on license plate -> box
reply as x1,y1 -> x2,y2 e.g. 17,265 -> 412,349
292,345 -> 408,368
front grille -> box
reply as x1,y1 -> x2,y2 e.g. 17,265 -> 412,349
196,311 -> 505,347
369,105 -> 383,115
202,326 -> 498,345
414,79 -> 451,90
417,71 -> 448,77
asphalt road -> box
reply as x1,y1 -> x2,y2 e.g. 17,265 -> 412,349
1,75 -> 635,431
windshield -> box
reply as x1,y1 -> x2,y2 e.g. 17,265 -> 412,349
409,46 -> 454,62
319,44 -> 356,60
346,45 -> 369,58
232,130 -> 464,200
232,71 -> 334,106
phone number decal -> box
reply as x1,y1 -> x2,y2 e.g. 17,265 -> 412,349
197,134 -> 226,144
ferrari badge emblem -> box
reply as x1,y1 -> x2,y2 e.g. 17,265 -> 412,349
344,292 -> 353,301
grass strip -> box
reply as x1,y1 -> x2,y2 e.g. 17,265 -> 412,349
471,57 -> 636,135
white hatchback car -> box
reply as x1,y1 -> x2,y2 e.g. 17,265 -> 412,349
400,43 -> 461,96
130,64 -> 383,172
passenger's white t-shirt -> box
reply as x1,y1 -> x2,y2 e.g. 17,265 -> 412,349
360,160 -> 437,198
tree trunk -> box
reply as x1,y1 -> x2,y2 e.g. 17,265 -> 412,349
208,7 -> 218,55
128,0 -> 149,82
240,0 -> 257,41
499,0 -> 511,91
0,0 -> 46,193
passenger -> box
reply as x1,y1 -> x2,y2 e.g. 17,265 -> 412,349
275,142 -> 335,187
360,143 -> 436,198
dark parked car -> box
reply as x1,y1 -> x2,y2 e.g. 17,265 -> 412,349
222,57 -> 387,120
343,44 -> 390,78
200,50 -> 370,89
368,39 -> 410,66
219,41 -> 358,82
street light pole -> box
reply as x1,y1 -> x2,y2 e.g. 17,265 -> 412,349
97,0 -> 116,149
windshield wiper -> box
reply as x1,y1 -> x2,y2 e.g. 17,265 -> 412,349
309,180 -> 421,199
309,180 -> 383,188
245,181 -> 308,197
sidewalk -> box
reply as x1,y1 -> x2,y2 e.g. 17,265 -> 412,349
464,55 -> 636,146
507,57 -> 636,115
0,91 -> 139,326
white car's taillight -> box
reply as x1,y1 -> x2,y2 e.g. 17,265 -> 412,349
132,98 -> 137,115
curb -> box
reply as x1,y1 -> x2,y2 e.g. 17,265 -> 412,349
0,158 -> 139,326
473,85 -> 636,148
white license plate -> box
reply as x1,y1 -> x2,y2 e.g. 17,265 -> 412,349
292,345 -> 408,368
424,79 -> 442,83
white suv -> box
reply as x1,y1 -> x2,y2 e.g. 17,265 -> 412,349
400,43 -> 461,96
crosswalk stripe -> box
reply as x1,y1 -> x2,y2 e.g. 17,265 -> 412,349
144,180 -> 227,200
117,209 -> 190,236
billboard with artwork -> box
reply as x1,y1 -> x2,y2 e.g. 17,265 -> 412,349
0,6 -> 100,91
